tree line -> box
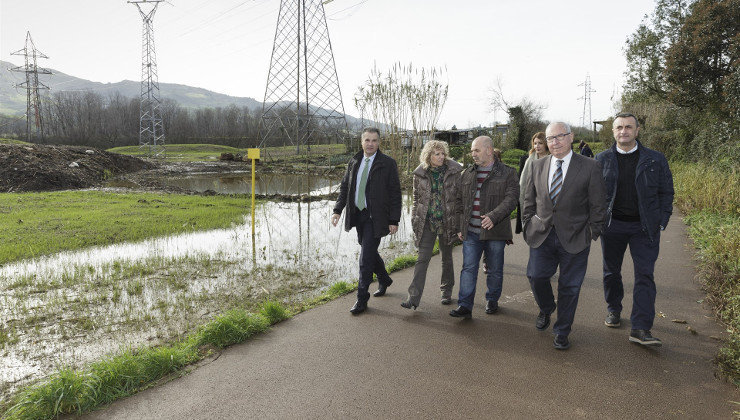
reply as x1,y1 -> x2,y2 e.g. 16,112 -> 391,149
0,91 -> 264,149
613,0 -> 739,166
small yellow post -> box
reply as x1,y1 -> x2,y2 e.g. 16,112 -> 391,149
247,148 -> 260,247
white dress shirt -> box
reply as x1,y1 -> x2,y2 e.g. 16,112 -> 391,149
548,150 -> 573,188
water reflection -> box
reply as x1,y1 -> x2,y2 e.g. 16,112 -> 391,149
0,197 -> 414,281
160,173 -> 342,195
0,194 -> 415,396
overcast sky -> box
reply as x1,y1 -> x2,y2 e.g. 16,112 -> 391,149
1,0 -> 655,129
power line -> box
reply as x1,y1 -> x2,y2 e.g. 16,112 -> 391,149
327,0 -> 369,20
129,0 -> 166,158
10,31 -> 51,141
259,0 -> 349,154
578,73 -> 595,129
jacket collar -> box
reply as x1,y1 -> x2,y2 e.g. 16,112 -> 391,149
414,159 -> 462,177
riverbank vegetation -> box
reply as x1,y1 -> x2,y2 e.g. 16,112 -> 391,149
673,162 -> 739,385
0,191 -> 252,265
0,251 -> 417,419
108,143 -> 346,164
616,0 -> 738,385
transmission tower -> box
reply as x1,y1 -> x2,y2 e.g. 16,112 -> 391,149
578,73 -> 596,129
129,0 -> 165,158
10,32 -> 51,142
259,0 -> 349,155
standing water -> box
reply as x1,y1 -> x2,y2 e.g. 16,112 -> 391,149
0,184 -> 416,400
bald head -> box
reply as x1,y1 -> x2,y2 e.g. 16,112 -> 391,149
471,136 -> 495,167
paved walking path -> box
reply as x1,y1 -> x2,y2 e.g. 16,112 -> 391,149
84,215 -> 738,419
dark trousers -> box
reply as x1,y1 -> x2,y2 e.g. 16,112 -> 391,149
356,209 -> 391,303
527,229 -> 590,336
601,218 -> 660,330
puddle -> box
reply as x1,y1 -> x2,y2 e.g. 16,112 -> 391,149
0,195 -> 416,400
158,173 -> 342,195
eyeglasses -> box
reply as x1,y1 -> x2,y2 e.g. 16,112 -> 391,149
546,132 -> 571,142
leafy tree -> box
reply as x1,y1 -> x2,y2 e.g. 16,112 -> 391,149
623,0 -> 691,101
664,0 -> 740,116
489,78 -> 546,150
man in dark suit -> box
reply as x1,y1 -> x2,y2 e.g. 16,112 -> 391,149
522,122 -> 606,350
332,127 -> 402,315
596,112 -> 674,347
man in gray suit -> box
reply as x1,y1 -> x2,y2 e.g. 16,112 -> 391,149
522,122 -> 606,350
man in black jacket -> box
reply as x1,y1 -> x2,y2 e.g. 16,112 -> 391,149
332,127 -> 402,315
596,112 -> 674,346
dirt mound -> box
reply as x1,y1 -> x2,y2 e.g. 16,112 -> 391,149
0,144 -> 154,192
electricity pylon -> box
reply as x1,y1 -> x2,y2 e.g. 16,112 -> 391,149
129,0 -> 166,158
259,0 -> 348,156
10,31 -> 51,142
578,74 -> 595,129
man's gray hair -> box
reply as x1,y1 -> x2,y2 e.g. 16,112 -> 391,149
546,121 -> 571,134
362,127 -> 381,136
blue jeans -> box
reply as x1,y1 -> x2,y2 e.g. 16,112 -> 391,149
457,231 -> 505,310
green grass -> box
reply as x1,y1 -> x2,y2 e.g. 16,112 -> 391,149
672,161 -> 740,386
0,190 -> 253,265
1,251 -> 419,419
3,300 -> 282,420
108,144 -> 244,162
107,143 -> 346,163
0,138 -> 31,145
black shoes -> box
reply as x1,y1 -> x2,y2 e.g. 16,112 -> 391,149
400,300 -> 417,310
440,296 -> 452,305
536,311 -> 551,331
485,300 -> 499,314
349,301 -> 367,315
553,334 -> 570,350
449,306 -> 472,319
373,278 -> 393,297
605,311 -> 621,328
629,329 -> 662,347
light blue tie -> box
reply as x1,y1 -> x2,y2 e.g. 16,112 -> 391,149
357,158 -> 370,210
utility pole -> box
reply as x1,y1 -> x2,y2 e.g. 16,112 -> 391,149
578,74 -> 595,135
129,0 -> 165,158
10,32 -> 51,142
259,0 -> 348,156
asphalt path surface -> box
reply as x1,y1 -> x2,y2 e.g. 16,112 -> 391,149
83,215 -> 738,419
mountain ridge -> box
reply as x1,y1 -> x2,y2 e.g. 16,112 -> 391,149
0,60 -> 365,128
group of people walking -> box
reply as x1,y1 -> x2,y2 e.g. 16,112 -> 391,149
331,112 -> 674,350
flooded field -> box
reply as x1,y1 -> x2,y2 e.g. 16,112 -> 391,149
0,188 -> 415,402
160,172 -> 342,195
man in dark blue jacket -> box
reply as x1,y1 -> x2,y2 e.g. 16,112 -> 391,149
596,112 -> 674,346
332,127 -> 402,315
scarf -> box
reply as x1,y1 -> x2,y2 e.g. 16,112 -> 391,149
426,164 -> 447,234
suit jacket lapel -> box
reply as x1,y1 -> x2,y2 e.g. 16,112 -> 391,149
541,155 -> 553,201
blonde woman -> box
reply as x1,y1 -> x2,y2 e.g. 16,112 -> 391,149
402,140 -> 463,309
519,132 -> 549,206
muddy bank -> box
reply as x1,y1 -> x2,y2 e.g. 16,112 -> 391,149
0,144 -> 153,192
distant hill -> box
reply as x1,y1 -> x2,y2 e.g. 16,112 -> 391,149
0,60 -> 260,115
0,60 -> 367,128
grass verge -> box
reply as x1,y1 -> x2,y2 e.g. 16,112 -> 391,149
0,253 -> 418,419
672,161 -> 739,386
0,191 -> 252,265
108,143 -> 346,163
0,138 -> 31,145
